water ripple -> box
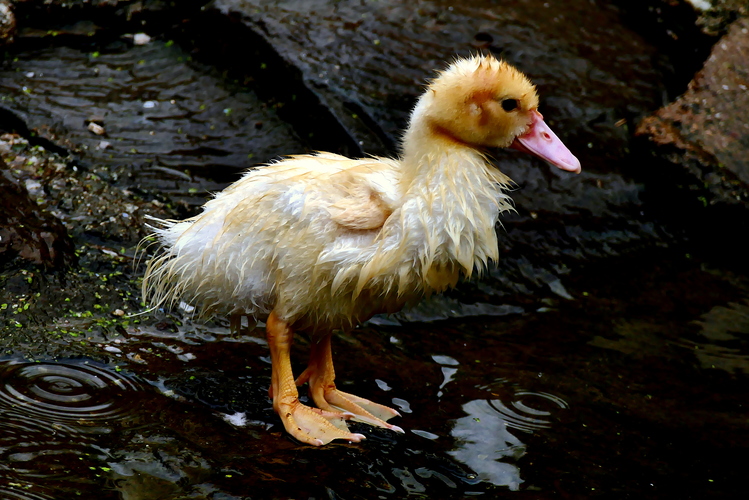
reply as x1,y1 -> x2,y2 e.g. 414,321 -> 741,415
488,391 -> 569,433
0,360 -> 144,434
688,299 -> 749,374
450,390 -> 569,489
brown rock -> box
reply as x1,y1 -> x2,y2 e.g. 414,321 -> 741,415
0,156 -> 76,268
637,16 -> 749,206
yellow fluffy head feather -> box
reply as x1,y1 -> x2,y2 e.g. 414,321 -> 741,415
421,54 -> 539,148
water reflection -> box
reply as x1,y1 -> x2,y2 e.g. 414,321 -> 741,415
450,392 -> 568,491
432,354 -> 459,398
691,300 -> 749,374
108,438 -> 213,500
414,467 -> 458,489
392,468 -> 427,494
131,318 -> 268,347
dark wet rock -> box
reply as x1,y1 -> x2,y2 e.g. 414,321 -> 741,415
637,16 -> 749,209
11,0 -> 204,15
0,131 -> 149,253
0,30 -> 305,206
212,0 -> 666,157
609,0 -> 717,96
619,0 -> 746,39
0,142 -> 75,268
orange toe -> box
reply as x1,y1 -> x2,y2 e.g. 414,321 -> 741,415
321,388 -> 404,433
278,398 -> 365,445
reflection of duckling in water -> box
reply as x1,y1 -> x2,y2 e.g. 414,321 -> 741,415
143,54 -> 581,446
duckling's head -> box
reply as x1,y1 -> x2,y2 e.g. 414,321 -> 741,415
415,54 -> 581,173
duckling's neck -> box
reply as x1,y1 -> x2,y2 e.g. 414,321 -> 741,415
400,102 -> 454,186
392,103 -> 514,283
400,97 -> 496,186
399,98 -> 511,195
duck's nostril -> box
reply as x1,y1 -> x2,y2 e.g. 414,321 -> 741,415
542,132 -> 551,140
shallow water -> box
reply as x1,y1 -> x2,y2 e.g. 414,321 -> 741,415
1,253 -> 747,498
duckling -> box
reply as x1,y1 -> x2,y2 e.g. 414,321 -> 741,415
143,54 -> 580,446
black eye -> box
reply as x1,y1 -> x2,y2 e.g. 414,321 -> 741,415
501,99 -> 518,112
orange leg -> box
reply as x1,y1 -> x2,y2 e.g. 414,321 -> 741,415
266,311 -> 365,445
295,333 -> 404,434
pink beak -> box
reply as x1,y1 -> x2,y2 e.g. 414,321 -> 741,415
511,110 -> 581,174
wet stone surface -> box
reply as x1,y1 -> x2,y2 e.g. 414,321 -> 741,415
1,1 -> 748,499
637,16 -> 749,207
213,0 -> 668,155
1,35 -> 305,206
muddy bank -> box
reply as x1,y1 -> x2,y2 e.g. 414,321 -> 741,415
0,133 -> 171,359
